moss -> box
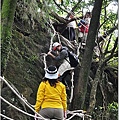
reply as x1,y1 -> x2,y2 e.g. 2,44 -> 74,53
4,23 -> 48,99
1,0 -> 17,74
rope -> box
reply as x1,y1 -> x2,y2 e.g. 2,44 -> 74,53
76,41 -> 81,57
1,96 -> 92,120
41,50 -> 75,103
0,77 -> 92,120
0,96 -> 45,120
66,110 -> 85,120
0,19 -> 92,120
40,53 -> 48,70
66,110 -> 92,120
0,113 -> 14,120
67,113 -> 77,120
42,53 -> 47,70
47,21 -> 56,51
0,76 -> 46,120
69,70 -> 74,103
56,32 -> 61,44
40,22 -> 76,103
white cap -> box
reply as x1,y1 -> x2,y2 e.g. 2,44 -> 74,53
53,42 -> 60,47
52,42 -> 61,50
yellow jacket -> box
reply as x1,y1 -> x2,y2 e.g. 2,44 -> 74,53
35,81 -> 67,112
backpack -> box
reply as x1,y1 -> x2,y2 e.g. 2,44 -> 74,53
61,47 -> 79,67
67,51 -> 79,67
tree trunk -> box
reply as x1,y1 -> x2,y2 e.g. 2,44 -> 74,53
88,37 -> 118,114
1,0 -> 17,75
72,0 -> 103,110
87,61 -> 103,113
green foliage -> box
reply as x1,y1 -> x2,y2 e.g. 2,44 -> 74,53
1,0 -> 17,74
24,54 -> 39,63
92,102 -> 118,120
1,30 -> 12,73
108,57 -> 118,67
107,102 -> 118,119
107,102 -> 118,114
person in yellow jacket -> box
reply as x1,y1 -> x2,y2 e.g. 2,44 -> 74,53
34,65 -> 67,120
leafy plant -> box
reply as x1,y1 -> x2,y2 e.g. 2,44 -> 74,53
107,102 -> 118,119
92,102 -> 118,120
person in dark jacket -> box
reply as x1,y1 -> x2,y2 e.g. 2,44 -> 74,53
47,42 -> 74,90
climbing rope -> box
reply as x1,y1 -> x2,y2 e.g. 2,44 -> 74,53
0,75 -> 92,120
56,32 -> 62,44
0,96 -> 45,120
0,76 -> 46,120
0,113 -> 14,120
45,18 -> 91,119
40,52 -> 75,103
47,21 -> 56,51
0,17 -> 93,120
69,69 -> 74,103
66,110 -> 92,120
40,21 -> 77,103
40,53 -> 48,70
1,95 -> 92,120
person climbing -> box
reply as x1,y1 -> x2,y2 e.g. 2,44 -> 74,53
66,12 -> 77,45
34,65 -> 67,120
78,12 -> 92,49
47,42 -> 74,89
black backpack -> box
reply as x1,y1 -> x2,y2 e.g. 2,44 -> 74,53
67,51 -> 79,67
61,47 -> 79,67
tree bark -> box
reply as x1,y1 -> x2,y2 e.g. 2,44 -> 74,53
87,61 -> 103,113
1,0 -> 17,75
72,0 -> 103,110
88,37 -> 118,113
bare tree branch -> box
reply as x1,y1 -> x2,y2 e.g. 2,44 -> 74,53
104,34 -> 112,54
53,0 -> 68,13
98,25 -> 118,43
50,12 -> 67,23
104,37 -> 118,63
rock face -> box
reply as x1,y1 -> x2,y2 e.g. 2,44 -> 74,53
1,0 -> 51,119
1,0 -> 118,119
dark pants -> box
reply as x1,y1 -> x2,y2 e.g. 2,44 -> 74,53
59,70 -> 70,86
61,27 -> 75,41
68,27 -> 75,41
